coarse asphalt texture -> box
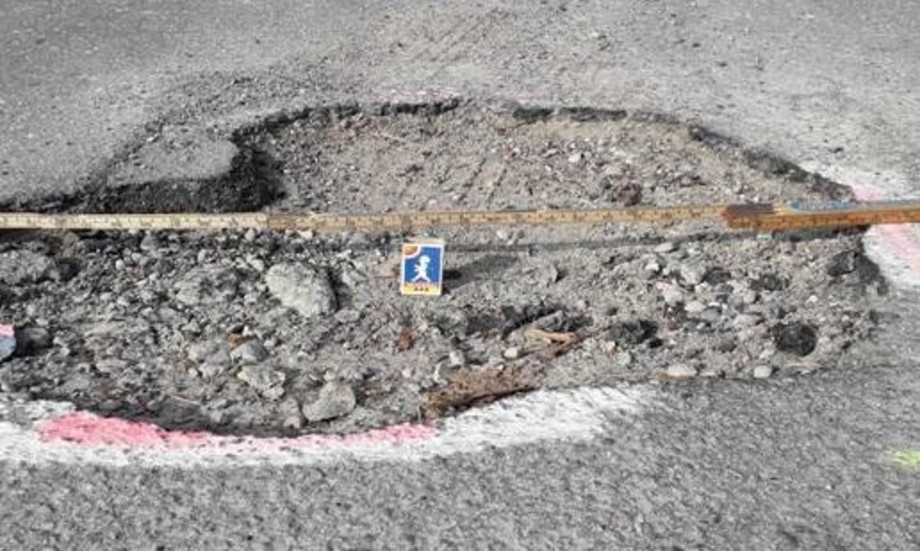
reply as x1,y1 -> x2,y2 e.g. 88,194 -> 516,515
2,0 -> 920,548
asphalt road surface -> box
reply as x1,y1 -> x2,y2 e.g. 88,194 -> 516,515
2,1 -> 919,548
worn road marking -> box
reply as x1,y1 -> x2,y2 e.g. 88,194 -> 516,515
0,386 -> 650,468
851,184 -> 920,287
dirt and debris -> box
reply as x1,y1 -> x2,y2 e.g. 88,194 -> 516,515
0,100 -> 893,435
426,365 -> 540,418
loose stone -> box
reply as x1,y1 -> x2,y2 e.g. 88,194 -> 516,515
302,381 -> 357,422
266,263 -> 337,319
666,363 -> 698,379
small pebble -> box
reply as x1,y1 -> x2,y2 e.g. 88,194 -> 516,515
237,364 -> 286,400
666,363 -> 698,379
448,350 -> 466,367
334,309 -> 362,324
230,341 -> 269,364
660,284 -> 685,306
733,314 -> 762,328
742,291 -> 759,305
139,234 -> 160,251
753,365 -> 774,379
679,263 -> 706,286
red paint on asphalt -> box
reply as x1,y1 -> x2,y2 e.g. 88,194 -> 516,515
39,411 -> 438,450
852,184 -> 920,275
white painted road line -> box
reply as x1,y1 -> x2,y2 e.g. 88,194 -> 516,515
0,386 -> 651,468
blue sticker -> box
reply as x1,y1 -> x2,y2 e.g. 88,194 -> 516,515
400,241 -> 445,296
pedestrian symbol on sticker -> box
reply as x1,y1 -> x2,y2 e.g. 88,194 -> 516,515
400,240 -> 445,296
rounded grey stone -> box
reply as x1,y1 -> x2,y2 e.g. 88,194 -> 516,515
302,381 -> 356,422
266,263 -> 337,319
666,363 -> 698,379
230,341 -> 269,364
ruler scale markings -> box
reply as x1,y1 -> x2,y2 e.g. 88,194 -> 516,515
0,201 -> 919,232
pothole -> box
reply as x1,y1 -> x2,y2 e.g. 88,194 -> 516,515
0,99 -> 892,436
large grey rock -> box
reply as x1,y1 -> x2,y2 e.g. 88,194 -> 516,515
302,381 -> 356,422
0,251 -> 58,285
265,263 -> 337,319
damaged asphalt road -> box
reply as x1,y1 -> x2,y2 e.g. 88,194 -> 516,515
2,0 -> 920,548
0,102 -> 889,436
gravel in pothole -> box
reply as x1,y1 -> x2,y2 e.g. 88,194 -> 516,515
0,101 -> 890,435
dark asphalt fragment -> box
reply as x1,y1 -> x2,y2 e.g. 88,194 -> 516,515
609,320 -> 658,346
772,322 -> 819,356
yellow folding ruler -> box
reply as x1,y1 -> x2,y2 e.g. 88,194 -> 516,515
0,200 -> 917,232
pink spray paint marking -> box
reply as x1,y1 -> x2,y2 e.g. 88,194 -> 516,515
39,412 -> 438,451
851,184 -> 920,276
